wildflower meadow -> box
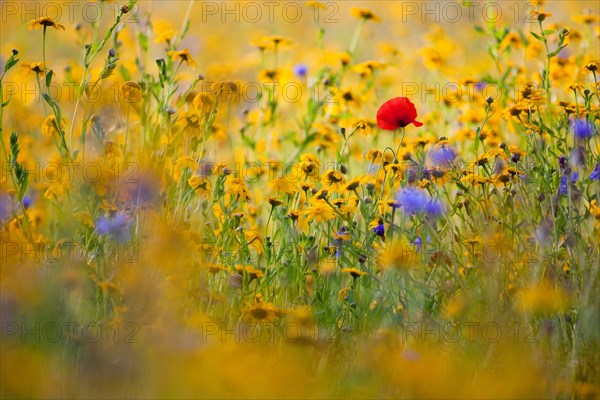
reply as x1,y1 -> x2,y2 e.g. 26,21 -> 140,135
1,1 -> 599,398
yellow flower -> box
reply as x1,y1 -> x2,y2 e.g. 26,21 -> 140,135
338,287 -> 349,300
210,81 -> 240,102
44,182 -> 72,199
265,197 -> 285,207
352,61 -> 386,77
269,177 -> 296,194
258,68 -> 281,82
242,301 -> 281,323
321,169 -> 345,187
41,115 -> 67,136
341,267 -> 367,278
167,48 -> 196,68
27,16 -> 65,30
582,62 -> 599,73
378,242 -> 419,270
533,10 -> 552,22
235,264 -> 265,280
344,178 -> 362,191
518,82 -> 546,107
19,62 -> 45,77
365,150 -> 382,163
188,175 -> 211,197
350,7 -> 381,22
335,88 -> 361,108
572,14 -> 600,25
192,92 -> 216,114
304,199 -> 335,223
225,176 -> 251,202
517,283 -> 570,315
175,111 -> 203,137
154,29 -> 177,44
251,35 -> 292,51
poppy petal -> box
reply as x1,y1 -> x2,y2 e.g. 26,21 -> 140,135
376,97 -> 423,130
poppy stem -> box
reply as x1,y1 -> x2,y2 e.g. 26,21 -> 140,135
393,127 -> 405,163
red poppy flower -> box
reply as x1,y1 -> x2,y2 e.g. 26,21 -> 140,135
376,97 -> 423,130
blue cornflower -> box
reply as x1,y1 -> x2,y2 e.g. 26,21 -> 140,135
421,168 -> 433,181
293,64 -> 308,78
22,195 -> 33,209
413,236 -> 422,252
558,155 -> 568,170
560,172 -> 579,195
0,194 -> 12,222
475,81 -> 486,91
395,187 -> 445,219
396,187 -> 429,214
429,144 -> 457,167
572,118 -> 595,140
559,175 -> 568,194
96,212 -> 131,242
424,198 -> 445,218
372,223 -> 385,238
332,226 -> 349,257
589,164 -> 600,181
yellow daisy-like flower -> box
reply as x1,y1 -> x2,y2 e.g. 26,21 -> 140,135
20,62 -> 45,77
27,16 -> 65,30
167,48 -> 196,68
572,14 -> 600,25
321,169 -> 345,184
258,68 -> 282,82
304,199 -> 335,223
41,115 -> 67,136
265,197 -> 286,208
154,29 -> 177,44
341,267 -> 367,278
210,81 -> 240,102
225,176 -> 252,202
251,35 -> 292,51
188,175 -> 211,197
175,111 -> 203,137
344,178 -> 362,191
242,301 -> 281,323
582,62 -> 599,73
235,264 -> 265,280
352,61 -> 386,77
533,10 -> 552,22
350,7 -> 381,22
269,177 -> 296,194
192,92 -> 216,114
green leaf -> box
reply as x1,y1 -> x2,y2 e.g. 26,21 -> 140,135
530,31 -> 544,41
549,44 -> 568,57
138,32 -> 148,52
45,69 -> 53,87
42,93 -> 54,107
456,182 -> 469,193
2,93 -> 13,108
4,57 -> 20,73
